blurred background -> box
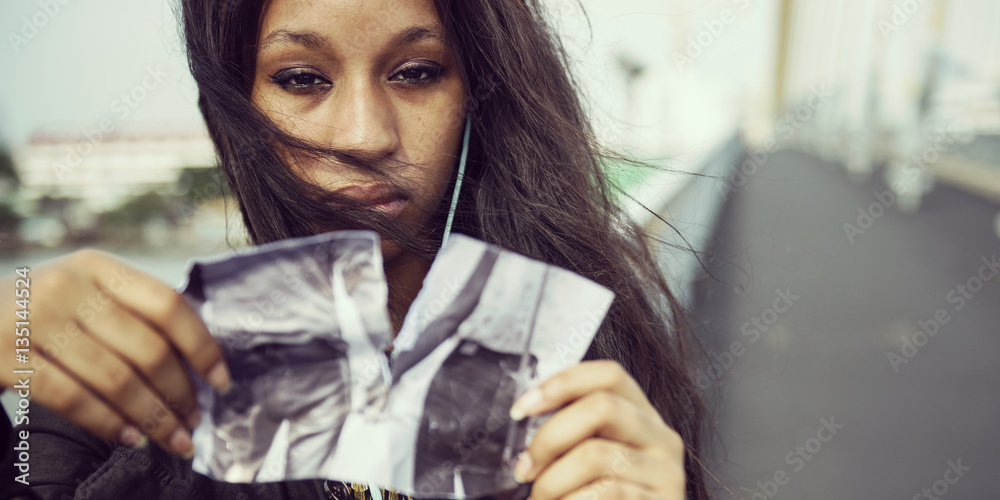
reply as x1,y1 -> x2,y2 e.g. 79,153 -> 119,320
1,0 -> 998,498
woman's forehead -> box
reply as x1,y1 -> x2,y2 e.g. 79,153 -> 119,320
257,0 -> 445,50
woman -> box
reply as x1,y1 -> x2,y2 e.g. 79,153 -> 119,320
0,0 -> 709,498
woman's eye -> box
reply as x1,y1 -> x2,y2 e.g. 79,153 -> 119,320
270,70 -> 331,93
390,64 -> 442,84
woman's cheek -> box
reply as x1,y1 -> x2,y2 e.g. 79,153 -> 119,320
412,174 -> 450,226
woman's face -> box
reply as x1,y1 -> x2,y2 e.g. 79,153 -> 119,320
251,0 -> 466,254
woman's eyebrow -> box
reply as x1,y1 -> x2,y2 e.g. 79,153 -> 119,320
259,29 -> 331,52
259,25 -> 444,53
388,25 -> 445,47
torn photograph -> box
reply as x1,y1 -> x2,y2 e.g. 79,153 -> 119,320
177,230 -> 614,499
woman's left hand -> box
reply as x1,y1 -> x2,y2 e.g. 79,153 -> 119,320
509,360 -> 686,500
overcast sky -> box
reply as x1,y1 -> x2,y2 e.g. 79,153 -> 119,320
0,0 -> 204,147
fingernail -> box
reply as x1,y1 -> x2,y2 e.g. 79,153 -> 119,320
168,428 -> 195,459
186,407 -> 202,429
514,452 -> 534,483
119,425 -> 147,449
207,360 -> 232,394
510,388 -> 543,421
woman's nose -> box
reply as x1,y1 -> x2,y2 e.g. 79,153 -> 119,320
324,80 -> 400,159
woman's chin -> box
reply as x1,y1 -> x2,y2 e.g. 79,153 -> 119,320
308,218 -> 431,264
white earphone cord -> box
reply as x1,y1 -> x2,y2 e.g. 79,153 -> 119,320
441,114 -> 471,249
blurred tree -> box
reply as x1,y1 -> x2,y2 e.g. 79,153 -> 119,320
102,191 -> 172,226
0,147 -> 21,248
176,167 -> 230,204
0,146 -> 19,186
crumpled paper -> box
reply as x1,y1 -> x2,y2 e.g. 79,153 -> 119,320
177,231 -> 614,499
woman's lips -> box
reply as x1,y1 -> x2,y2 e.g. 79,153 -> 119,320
333,184 -> 408,217
368,198 -> 407,217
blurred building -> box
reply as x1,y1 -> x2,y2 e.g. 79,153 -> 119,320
12,126 -> 215,213
5,126 -> 225,247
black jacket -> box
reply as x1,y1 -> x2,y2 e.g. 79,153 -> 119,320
1,402 -> 411,500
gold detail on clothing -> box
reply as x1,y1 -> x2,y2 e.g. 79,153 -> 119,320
342,481 -> 411,500
351,483 -> 368,500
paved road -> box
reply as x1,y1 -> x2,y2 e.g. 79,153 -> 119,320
690,149 -> 1000,500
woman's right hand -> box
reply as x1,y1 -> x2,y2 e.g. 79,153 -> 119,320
0,249 -> 231,457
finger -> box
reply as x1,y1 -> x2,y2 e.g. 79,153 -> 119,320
526,438 -> 675,500
76,289 -> 200,421
77,250 -> 231,392
510,360 -> 654,421
30,361 -> 147,449
38,323 -> 195,457
558,479 -> 661,500
516,392 -> 675,483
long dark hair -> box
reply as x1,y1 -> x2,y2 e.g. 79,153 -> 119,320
180,0 -> 710,498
